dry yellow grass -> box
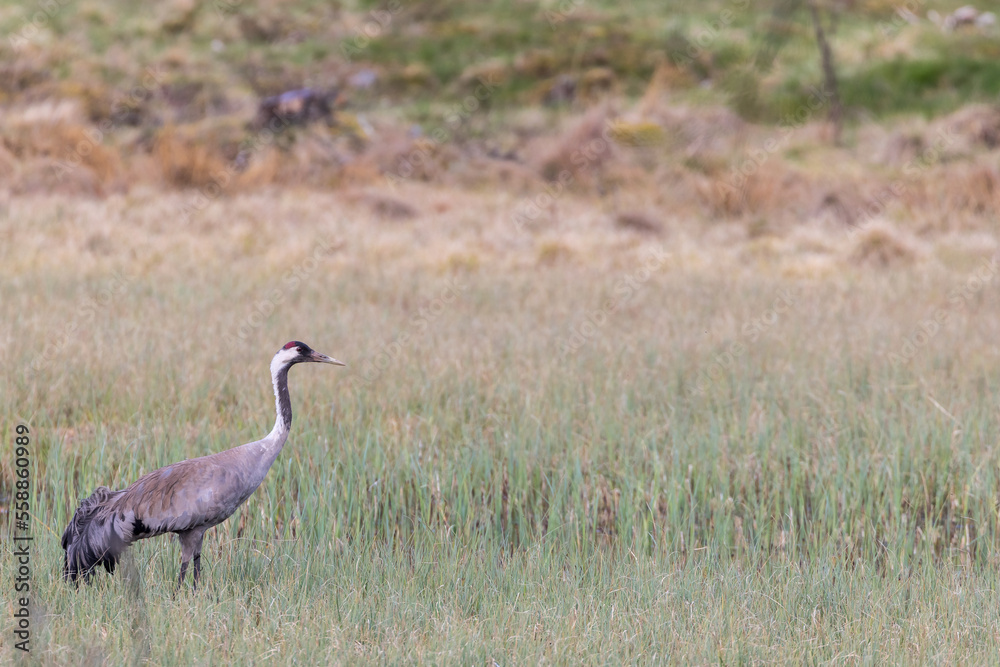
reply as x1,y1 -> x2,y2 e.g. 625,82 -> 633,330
4,181 -> 1000,663
2,88 -> 998,253
0,189 -> 991,301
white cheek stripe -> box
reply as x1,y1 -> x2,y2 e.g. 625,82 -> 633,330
270,347 -> 298,375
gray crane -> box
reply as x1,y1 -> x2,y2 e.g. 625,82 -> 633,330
62,341 -> 344,589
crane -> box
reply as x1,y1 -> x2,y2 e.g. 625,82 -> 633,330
62,341 -> 344,589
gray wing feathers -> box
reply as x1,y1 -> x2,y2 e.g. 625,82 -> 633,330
120,456 -> 247,534
62,486 -> 129,582
63,444 -> 261,582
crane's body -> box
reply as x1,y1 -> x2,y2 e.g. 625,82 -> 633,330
62,341 -> 344,588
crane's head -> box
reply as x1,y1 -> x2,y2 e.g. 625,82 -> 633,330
273,340 -> 346,371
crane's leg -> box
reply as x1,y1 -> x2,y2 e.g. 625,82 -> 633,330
193,553 -> 201,587
191,530 -> 207,590
176,528 -> 208,592
177,534 -> 193,588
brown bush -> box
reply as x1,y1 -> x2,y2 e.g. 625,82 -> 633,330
153,125 -> 229,188
849,223 -> 921,268
941,164 -> 1000,215
698,163 -> 808,219
940,104 -> 1000,151
527,105 -> 618,184
0,101 -> 121,194
901,163 -> 1000,230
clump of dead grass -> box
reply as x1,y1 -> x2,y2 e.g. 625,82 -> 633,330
528,105 -> 618,184
938,164 -> 1000,216
644,104 -> 746,159
536,239 -> 574,265
614,211 -> 662,235
848,222 -> 922,268
939,104 -> 1000,151
895,162 -> 1000,232
697,163 -> 809,219
0,100 -> 121,195
153,124 -> 236,188
359,192 -> 419,220
358,126 -> 457,185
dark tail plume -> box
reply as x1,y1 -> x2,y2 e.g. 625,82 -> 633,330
62,486 -> 127,583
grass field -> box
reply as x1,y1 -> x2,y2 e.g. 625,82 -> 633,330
4,0 -> 1000,663
2,189 -> 1000,663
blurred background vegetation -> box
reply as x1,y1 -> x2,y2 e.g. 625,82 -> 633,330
1,0 -> 998,197
3,3 -> 1000,662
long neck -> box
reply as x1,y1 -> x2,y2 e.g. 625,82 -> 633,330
272,364 -> 292,435
259,359 -> 294,466
241,359 -> 296,490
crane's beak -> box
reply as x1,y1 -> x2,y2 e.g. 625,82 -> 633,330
311,351 -> 346,366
